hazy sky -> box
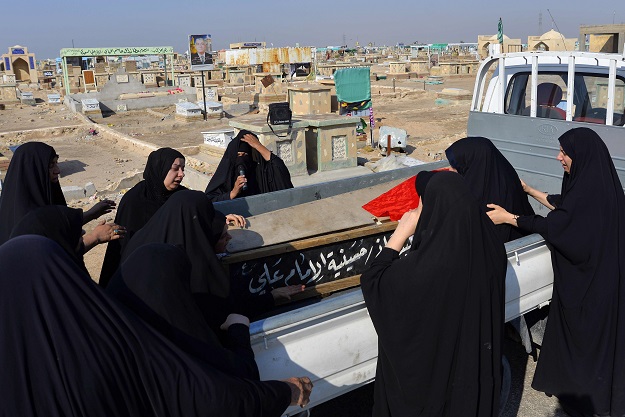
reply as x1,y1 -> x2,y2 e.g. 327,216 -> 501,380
1,0 -> 622,59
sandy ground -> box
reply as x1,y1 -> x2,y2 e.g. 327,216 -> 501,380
0,72 -> 565,416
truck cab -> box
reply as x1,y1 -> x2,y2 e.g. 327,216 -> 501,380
468,50 -> 625,206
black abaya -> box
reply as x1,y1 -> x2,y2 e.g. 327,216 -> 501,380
445,136 -> 535,243
204,130 -> 293,202
361,172 -> 506,417
106,243 -> 259,379
120,190 -> 232,329
516,128 -> 625,416
0,141 -> 66,244
0,235 -> 292,417
10,204 -> 87,272
99,147 -> 186,287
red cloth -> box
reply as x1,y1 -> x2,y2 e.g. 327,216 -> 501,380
362,169 -> 448,221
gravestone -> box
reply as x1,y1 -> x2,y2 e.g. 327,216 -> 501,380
20,91 -> 36,106
125,60 -> 137,72
202,128 -> 235,148
81,98 -> 102,117
175,101 -> 203,121
196,86 -> 217,102
47,93 -> 61,105
197,100 -> 223,119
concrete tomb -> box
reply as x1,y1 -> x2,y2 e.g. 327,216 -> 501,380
288,84 -> 332,115
175,101 -> 203,121
81,98 -> 102,117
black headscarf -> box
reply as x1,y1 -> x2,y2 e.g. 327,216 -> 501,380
523,128 -> 625,416
106,243 -> 259,379
0,141 -> 66,244
361,172 -> 506,417
445,136 -> 535,243
99,147 -> 186,287
121,190 -> 229,298
10,205 -> 87,273
204,130 -> 293,202
0,235 -> 291,417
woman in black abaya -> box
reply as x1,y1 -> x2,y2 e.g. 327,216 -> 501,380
99,147 -> 188,287
361,171 -> 507,417
120,190 -> 234,329
0,141 -> 119,246
445,136 -> 535,244
488,127 -> 625,417
122,189 -> 302,325
446,136 -> 539,355
107,243 -> 259,379
205,130 -> 293,202
0,235 -> 313,417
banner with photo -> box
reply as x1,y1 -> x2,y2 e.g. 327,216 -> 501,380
189,34 -> 214,71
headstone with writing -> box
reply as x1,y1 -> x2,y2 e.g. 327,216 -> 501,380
202,128 -> 234,148
81,98 -> 102,117
47,94 -> 61,105
196,86 -> 217,102
3,74 -> 16,84
20,91 -> 36,106
175,101 -> 203,121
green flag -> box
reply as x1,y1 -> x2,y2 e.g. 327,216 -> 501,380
497,18 -> 504,45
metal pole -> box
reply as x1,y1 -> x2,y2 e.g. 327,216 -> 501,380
201,71 -> 207,121
163,55 -> 168,87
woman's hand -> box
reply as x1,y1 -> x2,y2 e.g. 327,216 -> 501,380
226,213 -> 246,228
230,175 -> 248,199
486,204 -> 515,225
284,376 -> 313,408
520,179 -> 529,193
271,285 -> 305,302
92,220 -> 126,243
386,205 -> 422,251
82,220 -> 126,252
83,199 -> 116,224
220,313 -> 250,330
241,133 -> 271,161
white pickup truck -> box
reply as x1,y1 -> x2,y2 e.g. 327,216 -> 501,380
215,48 -> 625,416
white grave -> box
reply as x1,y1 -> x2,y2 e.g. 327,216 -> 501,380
175,101 -> 203,121
202,128 -> 235,148
47,94 -> 61,104
81,98 -> 100,112
81,98 -> 102,117
197,100 -> 223,118
20,92 -> 36,105
2,74 -> 16,84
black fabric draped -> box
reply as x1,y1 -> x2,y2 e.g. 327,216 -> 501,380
0,141 -> 66,244
106,243 -> 259,379
204,130 -> 293,202
10,204 -> 87,273
445,136 -> 535,243
99,147 -> 186,287
0,235 -> 291,417
361,172 -> 506,417
516,128 -> 625,416
120,190 -> 231,329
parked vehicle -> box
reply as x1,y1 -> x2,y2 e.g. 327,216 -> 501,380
215,49 -> 625,416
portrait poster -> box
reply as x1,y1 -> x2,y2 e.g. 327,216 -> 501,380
189,34 -> 214,71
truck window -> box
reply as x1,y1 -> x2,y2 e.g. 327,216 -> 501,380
505,72 -> 625,125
